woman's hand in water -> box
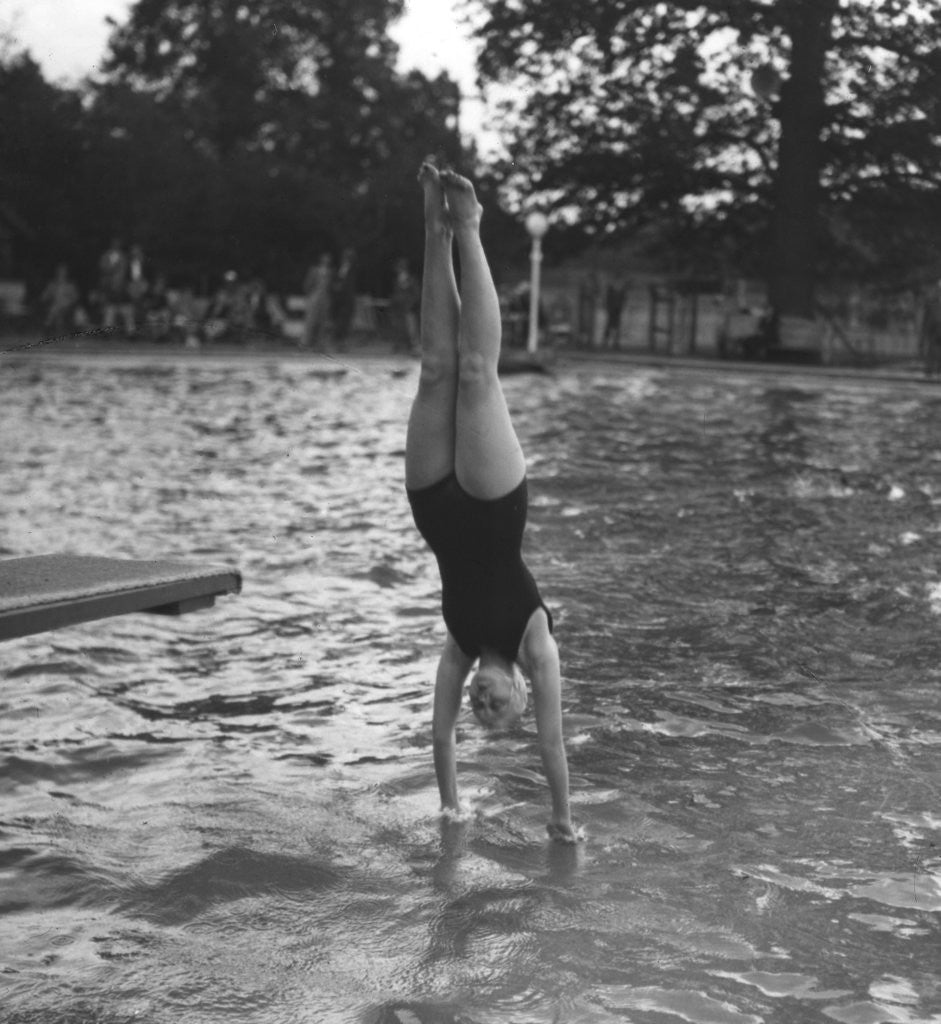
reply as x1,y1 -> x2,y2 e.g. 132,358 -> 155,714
547,819 -> 579,844
440,804 -> 473,824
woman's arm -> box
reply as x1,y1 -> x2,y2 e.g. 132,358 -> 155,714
521,614 -> 576,842
432,635 -> 474,815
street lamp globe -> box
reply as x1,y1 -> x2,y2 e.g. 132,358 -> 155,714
524,212 -> 548,355
525,211 -> 549,239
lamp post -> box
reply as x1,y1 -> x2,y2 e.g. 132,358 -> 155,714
525,211 -> 549,354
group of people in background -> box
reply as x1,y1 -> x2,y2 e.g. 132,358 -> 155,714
38,242 -> 150,341
40,239 -> 191,344
30,240 -> 941,377
35,239 -> 422,353
301,248 -> 353,351
300,250 -> 419,354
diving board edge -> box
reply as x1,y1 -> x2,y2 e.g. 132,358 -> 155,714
0,563 -> 242,642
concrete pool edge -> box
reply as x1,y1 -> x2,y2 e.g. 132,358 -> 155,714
559,349 -> 940,387
1,334 -> 937,387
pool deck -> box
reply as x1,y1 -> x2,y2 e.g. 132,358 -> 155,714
1,333 -> 938,388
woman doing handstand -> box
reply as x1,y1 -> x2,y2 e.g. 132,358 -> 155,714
405,164 -> 575,843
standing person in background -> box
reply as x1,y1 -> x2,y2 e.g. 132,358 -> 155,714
602,277 -> 628,349
578,272 -> 599,348
919,277 -> 941,379
331,247 -> 357,351
40,264 -> 79,338
390,257 -> 419,354
302,253 -> 333,350
99,238 -> 132,337
126,244 -> 149,337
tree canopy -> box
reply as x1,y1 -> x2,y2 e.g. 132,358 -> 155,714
0,0 -> 471,299
104,0 -> 411,159
0,49 -> 90,277
98,0 -> 469,291
470,0 -> 941,309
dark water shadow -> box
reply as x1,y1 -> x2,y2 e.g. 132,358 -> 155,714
117,846 -> 347,925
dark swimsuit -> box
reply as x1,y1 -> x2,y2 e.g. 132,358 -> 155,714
407,473 -> 552,662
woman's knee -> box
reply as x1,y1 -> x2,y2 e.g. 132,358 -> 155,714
418,350 -> 457,389
458,349 -> 498,389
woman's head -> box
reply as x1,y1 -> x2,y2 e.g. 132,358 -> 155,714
468,658 -> 527,730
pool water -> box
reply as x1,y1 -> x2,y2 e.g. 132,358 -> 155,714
1,354 -> 939,1024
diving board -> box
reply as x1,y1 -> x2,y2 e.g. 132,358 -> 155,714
0,554 -> 242,642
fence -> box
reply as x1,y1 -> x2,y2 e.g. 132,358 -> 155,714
518,273 -> 925,365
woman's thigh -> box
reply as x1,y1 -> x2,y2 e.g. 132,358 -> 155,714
454,371 -> 525,499
405,360 -> 457,490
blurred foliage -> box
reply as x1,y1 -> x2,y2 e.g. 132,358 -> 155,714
0,51 -> 90,287
4,0 -> 939,310
0,0 -> 476,298
470,0 -> 941,298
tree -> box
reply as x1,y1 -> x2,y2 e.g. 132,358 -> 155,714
80,82 -> 223,280
103,0 -> 407,157
98,0 -> 468,292
470,0 -> 941,317
0,47 -> 90,290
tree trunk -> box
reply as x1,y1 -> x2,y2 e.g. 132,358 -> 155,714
771,0 -> 837,320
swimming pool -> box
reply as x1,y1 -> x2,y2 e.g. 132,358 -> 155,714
1,353 -> 939,1024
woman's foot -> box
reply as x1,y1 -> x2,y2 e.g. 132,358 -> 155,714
547,820 -> 579,844
419,162 -> 451,235
440,169 -> 483,230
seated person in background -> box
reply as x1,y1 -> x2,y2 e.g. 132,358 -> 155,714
142,274 -> 172,341
204,271 -> 251,343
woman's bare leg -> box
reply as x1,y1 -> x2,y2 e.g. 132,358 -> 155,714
442,170 -> 526,499
405,163 -> 461,490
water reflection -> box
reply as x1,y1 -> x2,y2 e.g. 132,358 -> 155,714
1,356 -> 939,1023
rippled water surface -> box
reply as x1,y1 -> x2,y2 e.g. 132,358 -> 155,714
1,353 -> 940,1024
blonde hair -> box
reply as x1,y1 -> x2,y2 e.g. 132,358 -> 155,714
470,662 -> 528,725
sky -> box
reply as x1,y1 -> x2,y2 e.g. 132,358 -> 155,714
0,0 -> 488,139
